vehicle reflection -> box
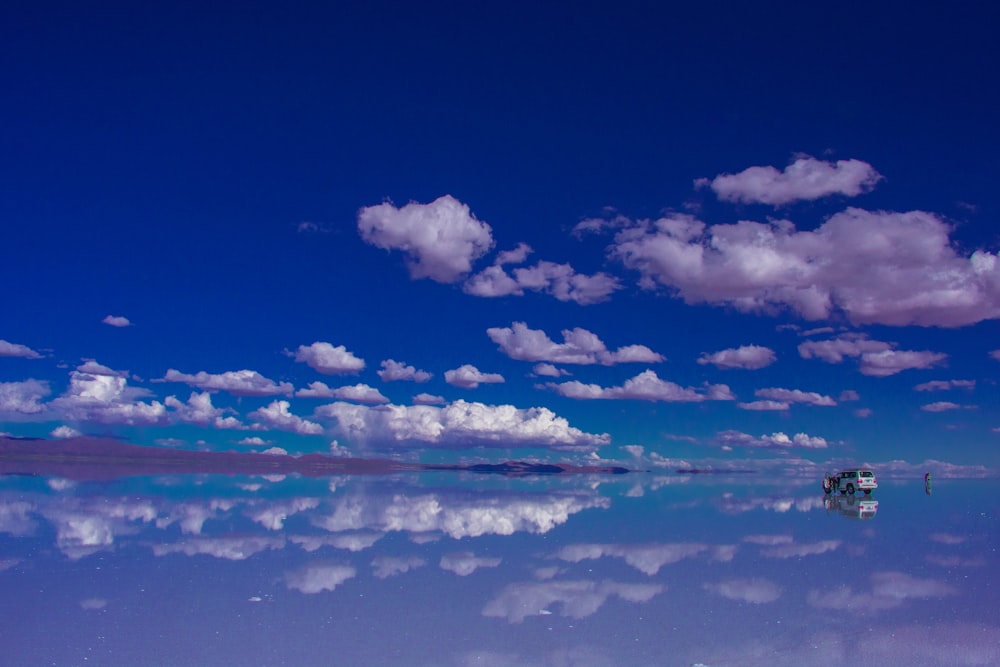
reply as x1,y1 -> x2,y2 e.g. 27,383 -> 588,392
824,493 -> 878,520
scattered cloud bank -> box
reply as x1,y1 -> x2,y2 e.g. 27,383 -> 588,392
714,430 -> 830,449
606,204 -> 1000,327
548,370 -> 733,403
798,334 -> 947,376
703,577 -> 782,604
315,399 -> 609,450
488,322 -> 663,365
555,542 -> 735,575
915,379 -> 975,392
808,571 -> 957,611
162,369 -> 293,396
696,156 -> 882,205
465,254 -> 621,305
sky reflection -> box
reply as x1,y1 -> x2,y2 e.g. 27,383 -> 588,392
1,470 -> 997,666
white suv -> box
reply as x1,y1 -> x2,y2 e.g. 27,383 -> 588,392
825,469 -> 877,495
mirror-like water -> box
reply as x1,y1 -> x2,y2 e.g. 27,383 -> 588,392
1,471 -> 996,666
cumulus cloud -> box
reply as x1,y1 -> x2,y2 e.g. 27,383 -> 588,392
162,369 -> 293,396
289,533 -> 383,553
377,359 -> 431,383
703,578 -> 782,604
737,400 -> 790,411
556,542 -> 735,575
532,363 -> 569,378
289,342 -> 365,375
464,260 -> 621,305
297,382 -> 388,404
759,540 -> 841,558
315,399 -> 609,450
715,429 -> 829,449
357,195 -> 494,283
799,334 -> 947,376
284,563 -> 357,594
0,379 -> 50,415
697,344 -> 776,370
753,387 -> 836,406
440,551 -> 502,576
249,400 -> 323,435
483,580 -> 664,623
548,370 -> 734,403
609,208 -> 1000,327
488,322 -> 663,365
152,535 -> 284,561
0,339 -> 43,359
164,392 -> 245,429
696,156 -> 882,205
50,425 -> 82,438
53,363 -> 167,426
444,364 -> 505,389
412,393 -> 445,405
101,315 -> 131,327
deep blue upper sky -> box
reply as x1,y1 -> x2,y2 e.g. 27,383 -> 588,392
2,2 -> 999,468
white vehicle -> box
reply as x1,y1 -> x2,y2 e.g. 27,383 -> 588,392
823,469 -> 877,495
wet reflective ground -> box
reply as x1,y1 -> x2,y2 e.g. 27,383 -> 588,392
1,471 -> 997,666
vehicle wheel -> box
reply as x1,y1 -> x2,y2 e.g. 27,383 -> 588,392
824,486 -> 832,495
846,484 -> 855,495
863,489 -> 871,495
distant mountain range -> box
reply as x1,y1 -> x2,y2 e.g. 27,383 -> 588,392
0,436 -> 632,481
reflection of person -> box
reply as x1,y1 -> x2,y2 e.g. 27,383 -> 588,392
924,472 -> 932,495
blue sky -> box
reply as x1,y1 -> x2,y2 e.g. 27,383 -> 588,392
2,2 -> 999,468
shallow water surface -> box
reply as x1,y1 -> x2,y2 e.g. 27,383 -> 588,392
1,471 -> 996,666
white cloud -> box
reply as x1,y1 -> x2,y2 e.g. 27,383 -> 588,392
246,498 -> 320,531
697,344 -> 776,370
284,563 -> 357,594
549,370 -> 734,403
0,339 -> 43,359
532,363 -> 569,377
464,260 -> 621,305
754,387 -> 836,406
412,393 -> 445,405
315,399 -> 609,450
703,578 -> 782,604
991,350 -> 1000,362
715,429 -> 830,449
440,551 -> 502,576
610,208 -> 1000,327
101,315 -> 131,327
290,533 -> 383,553
357,195 -> 494,283
483,580 -> 664,623
289,342 -> 365,375
249,400 -> 323,434
0,379 -> 50,415
444,364 -> 505,389
164,392 -> 245,429
799,334 -> 947,376
696,156 -> 882,205
737,400 -> 789,411
50,425 -> 81,438
488,322 -> 663,365
759,540 -> 841,558
162,369 -> 293,396
921,401 -> 969,412
915,379 -> 975,392
237,436 -> 269,446
377,359 -> 431,383
54,363 -> 167,426
296,383 -> 389,404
